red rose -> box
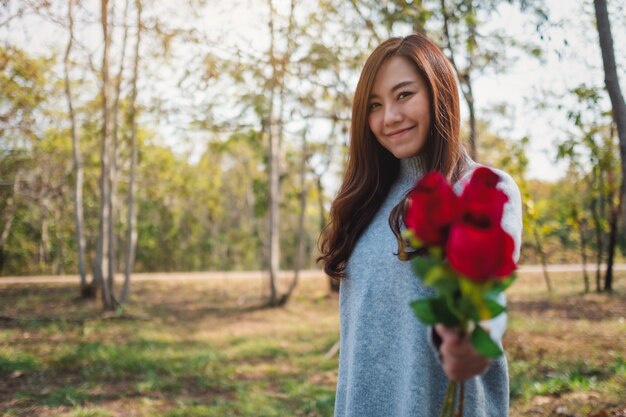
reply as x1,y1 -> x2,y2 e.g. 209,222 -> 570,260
446,210 -> 516,282
446,168 -> 515,281
461,167 -> 509,224
405,172 -> 461,247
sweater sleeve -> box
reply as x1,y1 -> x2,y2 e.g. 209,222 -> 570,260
482,168 -> 523,344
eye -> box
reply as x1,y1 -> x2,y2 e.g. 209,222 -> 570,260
368,102 -> 381,111
398,91 -> 414,100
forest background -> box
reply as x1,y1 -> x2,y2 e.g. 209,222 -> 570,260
1,0 -> 625,303
1,1 -> 626,416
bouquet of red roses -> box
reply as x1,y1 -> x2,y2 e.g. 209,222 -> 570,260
403,167 -> 517,417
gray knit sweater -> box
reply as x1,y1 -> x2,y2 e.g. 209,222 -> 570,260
334,156 -> 523,417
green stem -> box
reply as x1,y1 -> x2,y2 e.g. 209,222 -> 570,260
438,322 -> 469,417
438,380 -> 457,417
456,381 -> 465,417
452,322 -> 468,417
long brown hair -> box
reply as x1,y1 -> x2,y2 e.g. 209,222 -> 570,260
318,34 -> 468,279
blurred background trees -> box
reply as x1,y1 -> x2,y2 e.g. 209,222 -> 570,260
0,0 -> 624,304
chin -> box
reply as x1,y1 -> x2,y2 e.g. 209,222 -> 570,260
391,148 -> 424,159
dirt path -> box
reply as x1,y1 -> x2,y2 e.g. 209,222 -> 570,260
0,270 -> 325,284
0,265 -> 625,284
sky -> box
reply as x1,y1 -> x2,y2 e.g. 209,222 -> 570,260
470,0 -> 625,180
203,0 -> 626,182
3,0 -> 625,182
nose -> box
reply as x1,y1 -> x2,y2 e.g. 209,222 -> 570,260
383,103 -> 402,126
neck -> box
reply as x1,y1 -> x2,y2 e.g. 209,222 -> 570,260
398,154 -> 427,184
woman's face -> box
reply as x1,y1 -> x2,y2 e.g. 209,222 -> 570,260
367,56 -> 431,159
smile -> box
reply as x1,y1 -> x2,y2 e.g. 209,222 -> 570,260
386,126 -> 415,138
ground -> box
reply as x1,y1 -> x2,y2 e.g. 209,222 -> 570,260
0,270 -> 624,416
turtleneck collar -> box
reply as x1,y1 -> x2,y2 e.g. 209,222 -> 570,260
398,154 -> 427,185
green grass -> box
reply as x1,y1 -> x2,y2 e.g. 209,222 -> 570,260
510,357 -> 624,400
506,271 -> 626,415
0,272 -> 624,416
0,352 -> 40,373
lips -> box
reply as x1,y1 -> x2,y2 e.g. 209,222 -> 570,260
386,125 -> 416,138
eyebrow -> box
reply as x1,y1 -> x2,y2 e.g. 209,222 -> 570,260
369,80 -> 418,99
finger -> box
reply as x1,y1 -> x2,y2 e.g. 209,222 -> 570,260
440,333 -> 475,354
443,357 -> 491,381
440,341 -> 473,360
435,324 -> 462,343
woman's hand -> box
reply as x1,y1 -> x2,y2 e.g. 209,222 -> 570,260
435,324 -> 491,382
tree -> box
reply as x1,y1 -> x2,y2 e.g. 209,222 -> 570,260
266,0 -> 281,306
63,0 -> 92,297
92,0 -> 116,310
120,0 -> 142,305
557,85 -> 621,292
338,0 -> 546,160
0,45 -> 52,274
593,0 -> 626,292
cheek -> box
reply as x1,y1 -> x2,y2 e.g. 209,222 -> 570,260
420,101 -> 432,128
423,113 -> 432,133
416,107 -> 431,135
368,113 -> 380,136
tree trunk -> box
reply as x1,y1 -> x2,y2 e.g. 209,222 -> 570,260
121,0 -> 142,305
316,176 -> 326,237
39,213 -> 49,267
411,0 -> 427,35
594,0 -> 626,230
0,171 -> 19,274
532,226 -> 552,292
439,0 -> 478,160
316,119 -> 339,293
108,0 -> 130,299
590,197 -> 603,292
266,0 -> 280,306
282,128 -> 308,305
604,179 -> 622,292
97,0 -> 115,310
466,73 -> 477,160
54,206 -> 65,275
464,0 -> 478,160
0,188 -> 16,275
604,202 -> 618,292
272,0 -> 298,306
316,174 -> 340,294
63,0 -> 91,297
576,213 -> 590,293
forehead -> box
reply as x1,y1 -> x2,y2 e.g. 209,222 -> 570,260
371,56 -> 421,93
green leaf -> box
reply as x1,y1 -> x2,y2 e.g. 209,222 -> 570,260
412,256 -> 438,279
471,325 -> 503,358
485,274 -> 517,298
410,297 -> 460,327
429,275 -> 459,295
410,299 -> 437,324
458,296 -> 477,320
431,297 -> 461,327
468,298 -> 506,321
484,298 -> 506,318
458,277 -> 508,320
442,290 -> 464,322
424,264 -> 445,286
422,264 -> 459,296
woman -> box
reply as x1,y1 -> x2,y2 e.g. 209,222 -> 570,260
318,34 -> 522,417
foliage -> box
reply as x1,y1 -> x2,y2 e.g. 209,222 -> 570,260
0,1 -> 624,286
554,84 -> 624,289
